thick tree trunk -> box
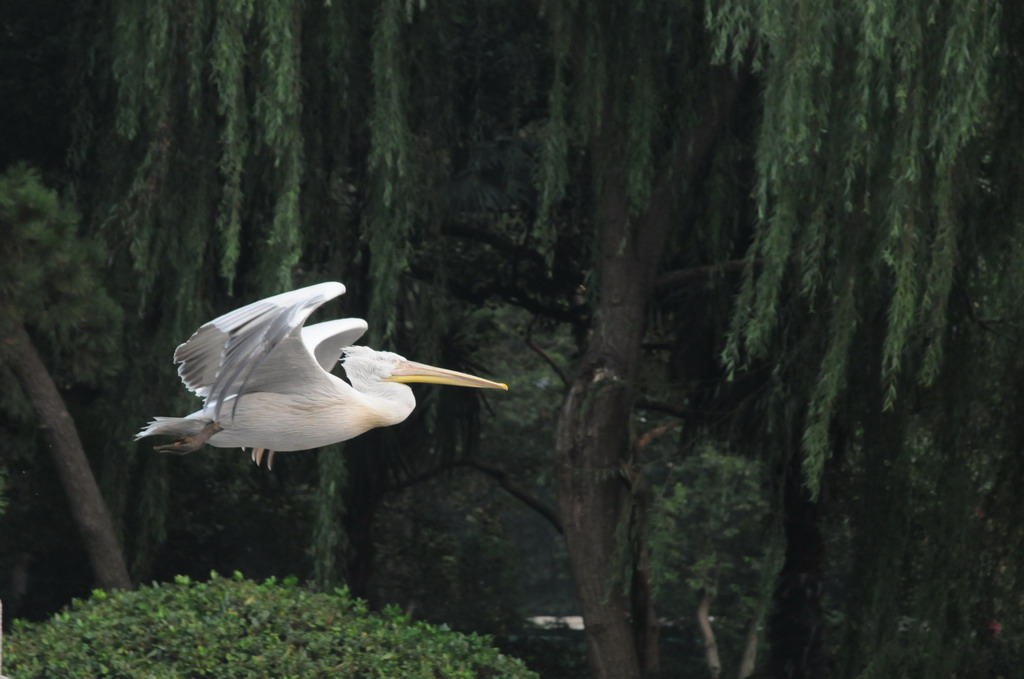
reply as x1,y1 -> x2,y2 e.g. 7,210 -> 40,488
766,455 -> 825,678
556,360 -> 643,678
555,178 -> 650,676
5,322 -> 132,591
555,62 -> 747,678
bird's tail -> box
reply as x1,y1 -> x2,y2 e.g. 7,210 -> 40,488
135,417 -> 208,440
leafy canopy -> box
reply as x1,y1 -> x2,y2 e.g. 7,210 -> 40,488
7,572 -> 538,679
0,164 -> 121,383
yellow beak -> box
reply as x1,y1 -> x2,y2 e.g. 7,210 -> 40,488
384,361 -> 509,391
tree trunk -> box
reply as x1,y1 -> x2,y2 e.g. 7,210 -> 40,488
629,460 -> 659,677
737,616 -> 760,679
5,322 -> 132,591
555,63 -> 748,678
766,455 -> 825,678
555,159 -> 653,675
697,588 -> 723,678
556,356 -> 643,678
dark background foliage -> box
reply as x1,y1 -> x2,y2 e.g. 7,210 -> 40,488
2,1 -> 1024,678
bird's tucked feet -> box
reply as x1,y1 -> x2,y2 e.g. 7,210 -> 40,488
250,447 -> 278,469
154,421 -> 223,455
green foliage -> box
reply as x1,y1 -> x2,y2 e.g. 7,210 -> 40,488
254,0 -> 303,293
209,0 -> 254,291
7,573 -> 538,679
703,5 -> 1024,672
651,447 -> 770,596
649,445 -> 776,668
623,22 -> 655,219
7,2 -> 1024,677
32,0 -> 565,624
716,0 -> 1013,495
0,164 -> 122,383
536,5 -> 570,233
366,0 -> 416,345
311,446 -> 349,591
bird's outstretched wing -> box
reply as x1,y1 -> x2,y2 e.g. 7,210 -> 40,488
301,318 -> 369,372
173,282 -> 351,421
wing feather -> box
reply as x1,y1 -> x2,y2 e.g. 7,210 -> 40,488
301,318 -> 369,372
172,282 -> 347,420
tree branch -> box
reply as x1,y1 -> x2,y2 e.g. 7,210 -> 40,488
408,258 -> 583,325
453,459 -> 563,534
654,258 -> 753,293
382,458 -> 563,534
446,222 -> 542,262
636,397 -> 688,419
526,316 -> 570,387
636,419 -> 684,449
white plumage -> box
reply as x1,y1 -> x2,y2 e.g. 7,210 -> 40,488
137,282 -> 507,466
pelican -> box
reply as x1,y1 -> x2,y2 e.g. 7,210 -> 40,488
136,282 -> 507,468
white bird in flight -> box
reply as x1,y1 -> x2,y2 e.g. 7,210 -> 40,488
137,282 -> 507,468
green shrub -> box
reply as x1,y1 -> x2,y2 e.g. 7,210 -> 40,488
7,572 -> 538,679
